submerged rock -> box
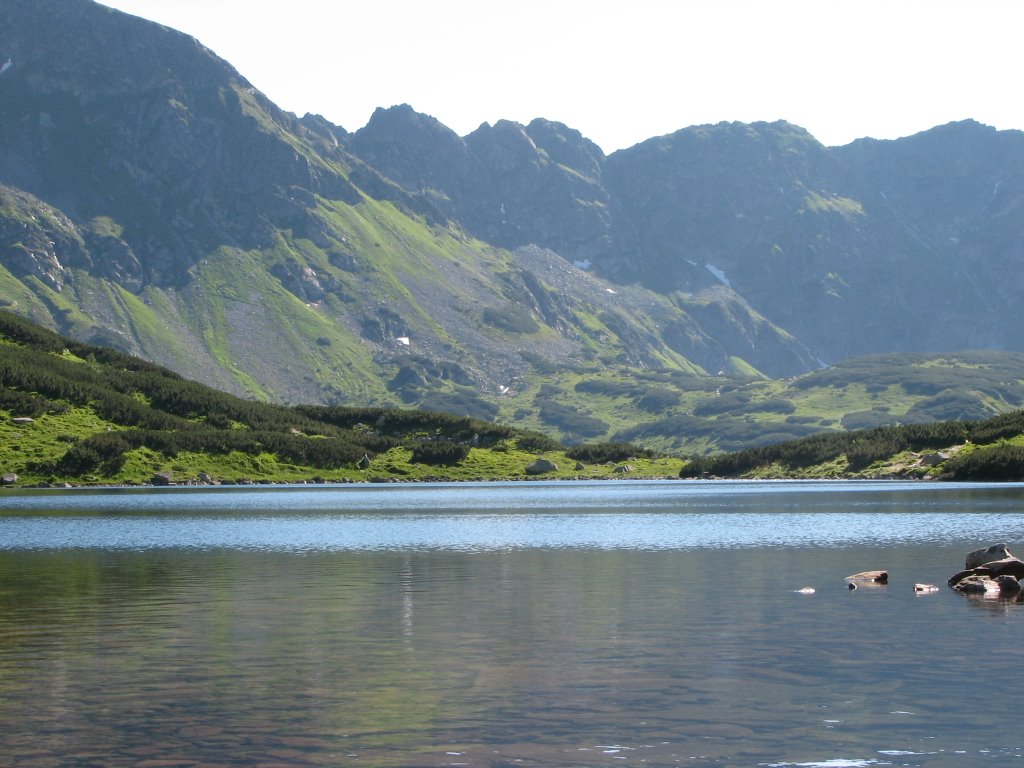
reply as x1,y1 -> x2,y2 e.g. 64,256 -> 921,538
845,570 -> 888,585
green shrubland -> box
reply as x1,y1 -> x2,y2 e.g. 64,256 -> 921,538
679,413 -> 1024,480
0,311 -> 681,485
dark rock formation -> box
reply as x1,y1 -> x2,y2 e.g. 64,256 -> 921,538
965,543 -> 1013,569
950,544 -> 1024,596
952,574 -> 1022,596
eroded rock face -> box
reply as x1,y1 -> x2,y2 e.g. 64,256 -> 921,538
352,108 -> 613,268
0,185 -> 91,290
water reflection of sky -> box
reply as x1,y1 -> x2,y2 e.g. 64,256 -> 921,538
1,480 -> 1024,552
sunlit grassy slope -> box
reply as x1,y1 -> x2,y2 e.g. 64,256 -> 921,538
0,311 -> 681,486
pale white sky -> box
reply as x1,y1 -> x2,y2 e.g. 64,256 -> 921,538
96,0 -> 1023,153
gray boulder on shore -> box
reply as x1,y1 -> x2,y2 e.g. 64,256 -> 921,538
525,458 -> 558,475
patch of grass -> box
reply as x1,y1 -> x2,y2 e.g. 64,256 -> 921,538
802,190 -> 864,216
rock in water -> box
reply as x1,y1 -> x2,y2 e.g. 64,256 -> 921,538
965,543 -> 1013,569
952,574 -> 1022,596
845,570 -> 888,584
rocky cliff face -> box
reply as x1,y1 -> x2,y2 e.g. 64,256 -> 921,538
0,0 -> 363,287
352,107 -> 613,268
350,111 -> 1024,366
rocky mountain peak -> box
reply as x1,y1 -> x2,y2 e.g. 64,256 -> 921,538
0,0 -> 365,285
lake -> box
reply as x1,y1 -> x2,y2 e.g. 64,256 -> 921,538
1,480 -> 1023,767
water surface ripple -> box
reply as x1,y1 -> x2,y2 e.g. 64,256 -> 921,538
1,480 -> 1024,767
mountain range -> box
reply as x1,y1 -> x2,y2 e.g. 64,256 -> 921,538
3,0 -> 1024,453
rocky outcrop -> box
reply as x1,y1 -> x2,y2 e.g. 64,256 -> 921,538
949,544 -> 1024,596
965,543 -> 1012,569
951,573 -> 1022,596
352,108 -> 612,267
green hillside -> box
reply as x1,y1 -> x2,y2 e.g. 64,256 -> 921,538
680,408 -> 1024,481
0,312 -> 681,486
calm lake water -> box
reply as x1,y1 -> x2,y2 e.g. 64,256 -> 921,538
1,480 -> 1024,767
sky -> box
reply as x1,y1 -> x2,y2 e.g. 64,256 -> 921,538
94,0 -> 1024,153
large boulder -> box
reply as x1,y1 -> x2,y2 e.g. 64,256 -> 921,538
965,543 -> 1013,569
948,557 -> 1024,587
151,471 -> 173,486
525,458 -> 558,475
950,544 -> 1024,594
952,574 -> 1022,596
978,557 -> 1024,580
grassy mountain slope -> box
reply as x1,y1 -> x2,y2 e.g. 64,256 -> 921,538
0,311 -> 682,486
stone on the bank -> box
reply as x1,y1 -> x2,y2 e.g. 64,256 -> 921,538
525,458 -> 558,475
151,471 -> 173,486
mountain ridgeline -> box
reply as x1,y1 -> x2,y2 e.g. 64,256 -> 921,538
3,0 -> 1024,453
